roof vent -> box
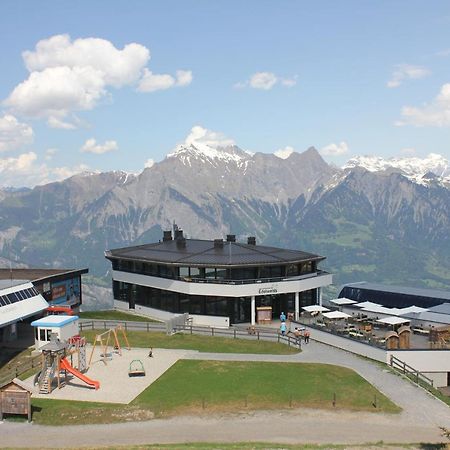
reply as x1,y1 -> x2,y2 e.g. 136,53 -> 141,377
176,237 -> 186,248
214,239 -> 224,249
226,234 -> 236,242
163,230 -> 172,242
247,236 -> 256,245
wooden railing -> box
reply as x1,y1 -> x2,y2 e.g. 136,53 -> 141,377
389,354 -> 434,387
0,353 -> 41,387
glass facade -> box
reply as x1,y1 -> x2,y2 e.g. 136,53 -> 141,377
112,259 -> 316,282
113,280 -> 317,324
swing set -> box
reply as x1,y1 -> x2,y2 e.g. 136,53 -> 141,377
88,325 -> 130,366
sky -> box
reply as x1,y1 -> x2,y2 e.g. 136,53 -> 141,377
1,0 -> 450,186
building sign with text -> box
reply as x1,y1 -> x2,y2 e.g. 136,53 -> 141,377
258,285 -> 278,295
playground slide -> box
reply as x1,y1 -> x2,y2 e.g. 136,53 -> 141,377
60,358 -> 100,390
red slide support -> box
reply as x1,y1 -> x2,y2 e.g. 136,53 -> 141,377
60,358 -> 100,390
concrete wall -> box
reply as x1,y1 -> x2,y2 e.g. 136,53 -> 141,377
189,314 -> 229,328
114,300 -> 175,321
290,321 -> 387,363
388,349 -> 450,372
422,372 -> 448,388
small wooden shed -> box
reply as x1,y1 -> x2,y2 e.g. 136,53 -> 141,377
0,378 -> 33,422
385,331 -> 399,350
398,326 -> 411,349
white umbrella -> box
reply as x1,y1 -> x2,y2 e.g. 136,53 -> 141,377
377,316 -> 410,325
329,298 -> 357,306
302,305 -> 330,313
322,311 -> 351,320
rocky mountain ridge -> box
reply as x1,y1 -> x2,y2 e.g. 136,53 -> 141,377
0,145 -> 449,292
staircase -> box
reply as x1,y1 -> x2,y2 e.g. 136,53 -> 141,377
39,366 -> 52,394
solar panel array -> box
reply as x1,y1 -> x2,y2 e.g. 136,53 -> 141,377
0,286 -> 40,307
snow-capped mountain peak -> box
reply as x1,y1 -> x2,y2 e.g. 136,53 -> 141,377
167,143 -> 251,168
343,153 -> 450,184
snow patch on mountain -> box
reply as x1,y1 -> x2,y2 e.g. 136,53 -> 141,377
274,146 -> 294,159
343,153 -> 450,185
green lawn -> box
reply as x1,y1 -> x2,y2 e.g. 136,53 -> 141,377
81,330 -> 298,355
78,310 -> 159,322
29,360 -> 400,425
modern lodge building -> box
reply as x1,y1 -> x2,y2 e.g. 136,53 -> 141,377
105,228 -> 332,325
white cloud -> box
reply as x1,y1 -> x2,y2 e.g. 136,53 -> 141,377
3,34 -> 192,128
387,64 -> 430,88
0,151 -> 89,187
22,34 -> 149,87
249,72 -> 277,90
184,125 -> 235,151
235,72 -> 297,90
44,148 -> 58,160
0,114 -> 33,152
137,69 -> 192,92
280,77 -> 298,88
436,49 -> 450,57
274,145 -> 295,159
144,158 -> 155,168
397,83 -> 450,127
320,141 -> 349,156
175,70 -> 193,87
81,138 -> 118,154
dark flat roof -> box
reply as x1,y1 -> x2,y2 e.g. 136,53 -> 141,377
0,268 -> 88,283
106,239 -> 324,267
343,281 -> 450,301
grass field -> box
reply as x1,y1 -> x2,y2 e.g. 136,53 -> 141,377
81,330 -> 298,354
29,360 -> 400,425
78,310 -> 159,322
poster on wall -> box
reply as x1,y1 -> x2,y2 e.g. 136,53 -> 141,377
50,277 -> 81,306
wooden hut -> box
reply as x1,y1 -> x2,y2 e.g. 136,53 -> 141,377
385,331 -> 399,350
398,326 -> 411,349
0,378 -> 33,422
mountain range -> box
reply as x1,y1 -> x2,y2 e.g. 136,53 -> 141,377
0,142 -> 449,297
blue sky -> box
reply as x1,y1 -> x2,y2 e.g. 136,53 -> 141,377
1,0 -> 450,185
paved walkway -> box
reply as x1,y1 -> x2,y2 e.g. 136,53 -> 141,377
1,341 -> 450,448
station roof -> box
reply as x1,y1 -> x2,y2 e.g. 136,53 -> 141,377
106,239 -> 325,267
31,315 -> 78,328
0,281 -> 49,328
342,282 -> 450,302
0,268 -> 88,284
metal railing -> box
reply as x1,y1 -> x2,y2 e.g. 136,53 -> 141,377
78,319 -> 300,348
389,355 -> 434,387
114,268 -> 329,286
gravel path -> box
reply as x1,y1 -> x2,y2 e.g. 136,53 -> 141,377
1,340 -> 449,448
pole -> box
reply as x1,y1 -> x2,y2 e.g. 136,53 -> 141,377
251,296 -> 256,326
295,292 -> 299,321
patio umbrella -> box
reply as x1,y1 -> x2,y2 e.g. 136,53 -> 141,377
302,305 -> 330,313
322,311 -> 351,319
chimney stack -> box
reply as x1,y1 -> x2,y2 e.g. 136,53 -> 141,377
163,230 -> 172,242
247,236 -> 256,245
226,234 -> 236,242
214,239 -> 224,249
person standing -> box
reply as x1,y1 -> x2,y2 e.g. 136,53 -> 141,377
304,329 -> 310,344
280,322 -> 287,336
294,327 -> 302,348
280,311 -> 286,322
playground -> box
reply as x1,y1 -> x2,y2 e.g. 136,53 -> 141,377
26,318 -> 195,404
28,345 -> 194,403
